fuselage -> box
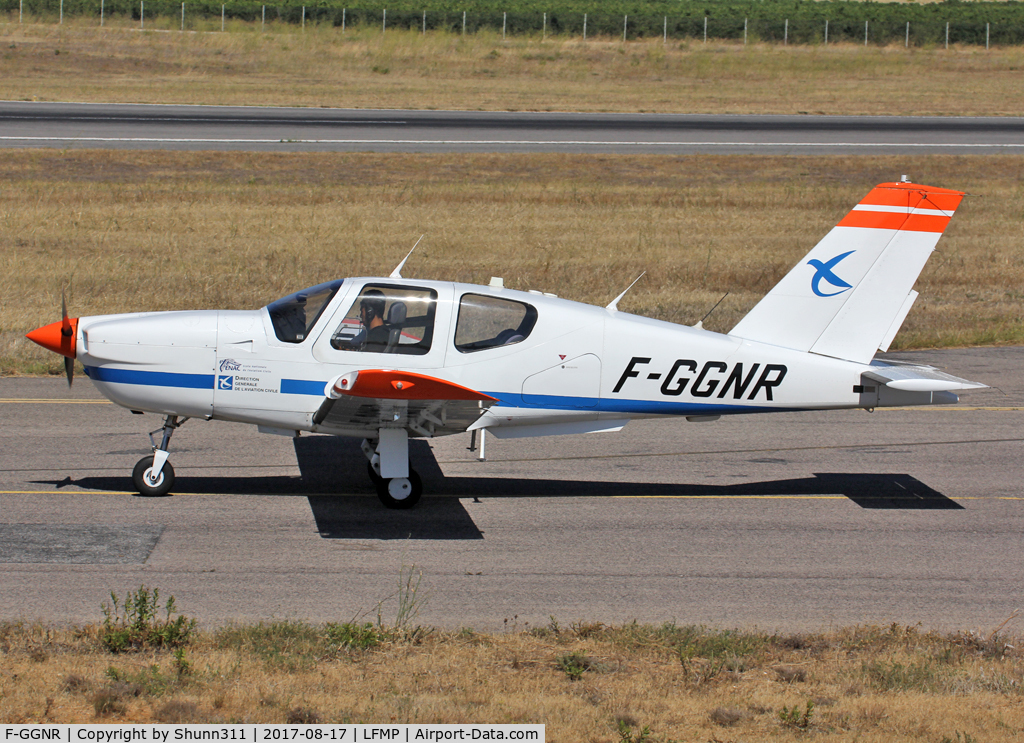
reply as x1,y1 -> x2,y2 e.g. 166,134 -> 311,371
73,277 -> 941,439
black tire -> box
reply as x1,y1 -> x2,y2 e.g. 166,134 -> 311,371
132,455 -> 175,497
375,468 -> 422,509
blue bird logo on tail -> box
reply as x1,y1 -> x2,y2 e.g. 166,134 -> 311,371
807,251 -> 855,297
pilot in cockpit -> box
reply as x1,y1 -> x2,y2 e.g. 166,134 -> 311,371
333,289 -> 390,352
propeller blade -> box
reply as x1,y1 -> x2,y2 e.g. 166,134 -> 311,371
61,290 -> 73,337
64,355 -> 75,388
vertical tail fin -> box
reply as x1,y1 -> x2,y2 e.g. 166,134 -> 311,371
729,181 -> 965,364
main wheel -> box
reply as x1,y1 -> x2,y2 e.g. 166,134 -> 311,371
375,468 -> 422,509
132,455 -> 175,497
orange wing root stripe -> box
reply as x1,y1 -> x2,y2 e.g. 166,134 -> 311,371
336,370 -> 498,402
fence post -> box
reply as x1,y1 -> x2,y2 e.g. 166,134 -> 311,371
664,16 -> 667,44
703,15 -> 707,44
623,15 -> 627,42
221,3 -> 224,31
744,17 -> 747,45
59,0 -> 62,24
342,8 -> 345,33
986,22 -> 990,49
582,13 -> 586,40
503,11 -> 506,40
784,18 -> 788,45
140,0 -> 143,29
262,5 -> 265,31
301,6 -> 304,30
382,8 -> 385,34
945,21 -> 949,50
542,12 -> 545,40
19,0 -> 22,23
825,19 -> 828,45
905,21 -> 909,48
462,10 -> 465,35
422,9 -> 426,34
181,2 -> 184,32
864,20 -> 868,46
100,0 -> 104,26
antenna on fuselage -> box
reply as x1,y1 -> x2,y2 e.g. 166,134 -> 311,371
606,272 -> 646,312
390,234 -> 424,279
693,292 -> 729,330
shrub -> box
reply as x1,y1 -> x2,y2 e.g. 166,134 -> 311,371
100,586 -> 196,653
325,622 -> 383,651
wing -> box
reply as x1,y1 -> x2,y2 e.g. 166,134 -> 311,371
311,369 -> 498,437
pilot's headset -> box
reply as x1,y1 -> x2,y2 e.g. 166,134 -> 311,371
359,290 -> 387,324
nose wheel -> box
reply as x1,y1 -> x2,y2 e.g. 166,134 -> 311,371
133,455 -> 176,497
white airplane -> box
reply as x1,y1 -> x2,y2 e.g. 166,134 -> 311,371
27,179 -> 985,508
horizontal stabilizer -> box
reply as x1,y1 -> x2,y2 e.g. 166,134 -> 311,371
730,182 -> 965,364
863,362 -> 987,393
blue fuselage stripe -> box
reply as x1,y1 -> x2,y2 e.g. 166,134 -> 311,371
482,391 -> 766,416
84,366 -> 214,389
281,379 -> 327,396
80,368 -> 769,414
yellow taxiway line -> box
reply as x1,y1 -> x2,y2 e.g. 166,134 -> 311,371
0,490 -> 131,495
0,399 -> 112,404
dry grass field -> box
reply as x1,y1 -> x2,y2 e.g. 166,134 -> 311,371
2,150 -> 1023,376
3,20 -> 1024,115
1,607 -> 1022,739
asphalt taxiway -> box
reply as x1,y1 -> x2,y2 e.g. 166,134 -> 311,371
1,346 -> 1021,632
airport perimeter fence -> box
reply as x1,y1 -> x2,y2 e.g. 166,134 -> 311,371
5,0 -> 1024,47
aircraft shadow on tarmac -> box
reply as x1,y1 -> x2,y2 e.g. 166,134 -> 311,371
40,436 -> 962,541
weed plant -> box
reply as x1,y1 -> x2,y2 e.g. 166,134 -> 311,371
99,586 -> 196,653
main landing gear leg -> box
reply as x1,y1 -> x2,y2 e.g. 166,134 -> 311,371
362,430 -> 422,509
132,415 -> 186,497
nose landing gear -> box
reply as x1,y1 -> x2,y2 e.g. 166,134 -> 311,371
132,415 -> 186,497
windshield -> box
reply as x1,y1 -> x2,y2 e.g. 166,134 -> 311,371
267,279 -> 344,343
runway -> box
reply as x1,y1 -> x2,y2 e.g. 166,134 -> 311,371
1,346 -> 1021,632
2,102 -> 1024,153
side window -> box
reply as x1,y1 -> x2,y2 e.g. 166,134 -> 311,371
455,294 -> 537,353
330,284 -> 437,355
